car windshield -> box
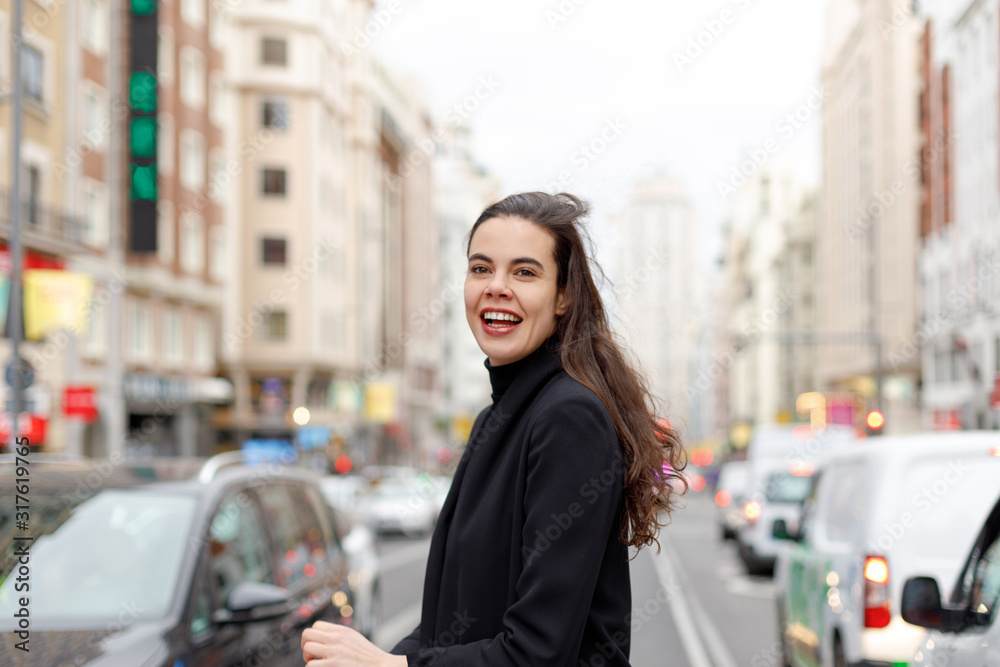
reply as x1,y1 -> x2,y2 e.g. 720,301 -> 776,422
0,490 -> 197,626
764,472 -> 813,503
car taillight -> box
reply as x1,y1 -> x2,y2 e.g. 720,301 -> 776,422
864,556 -> 890,628
743,500 -> 762,521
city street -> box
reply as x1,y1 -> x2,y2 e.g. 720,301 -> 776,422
372,492 -> 780,667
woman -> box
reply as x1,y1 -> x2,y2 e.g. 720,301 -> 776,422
302,192 -> 685,666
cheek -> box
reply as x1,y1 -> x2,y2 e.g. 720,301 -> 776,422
464,280 -> 478,319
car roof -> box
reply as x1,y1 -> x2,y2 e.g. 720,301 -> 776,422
818,430 -> 1000,468
0,454 -> 324,498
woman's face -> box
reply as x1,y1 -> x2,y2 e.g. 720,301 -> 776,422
465,216 -> 567,366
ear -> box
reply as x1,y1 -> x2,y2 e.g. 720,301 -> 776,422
555,288 -> 568,317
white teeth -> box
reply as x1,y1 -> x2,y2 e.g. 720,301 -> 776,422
483,311 -> 522,323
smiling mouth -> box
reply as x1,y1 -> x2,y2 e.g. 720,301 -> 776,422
482,313 -> 523,328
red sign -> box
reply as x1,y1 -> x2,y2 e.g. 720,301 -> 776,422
64,386 -> 99,422
933,410 -> 962,431
0,414 -> 47,443
990,376 -> 1000,410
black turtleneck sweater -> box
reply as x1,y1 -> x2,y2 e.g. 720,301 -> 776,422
391,336 -> 631,666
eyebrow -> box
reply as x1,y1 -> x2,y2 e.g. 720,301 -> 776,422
468,253 -> 545,270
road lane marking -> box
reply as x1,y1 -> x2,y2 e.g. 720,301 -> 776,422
650,545 -> 715,667
378,540 -> 431,572
671,546 -> 740,667
374,602 -> 422,651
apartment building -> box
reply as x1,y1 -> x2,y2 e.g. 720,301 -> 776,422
917,0 -> 1000,430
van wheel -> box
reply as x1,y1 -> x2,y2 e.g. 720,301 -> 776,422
832,635 -> 847,667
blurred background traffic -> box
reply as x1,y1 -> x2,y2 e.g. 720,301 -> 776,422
0,0 -> 999,665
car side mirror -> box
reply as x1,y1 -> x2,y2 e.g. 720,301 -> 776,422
772,519 -> 801,542
211,581 -> 294,625
901,577 -> 965,632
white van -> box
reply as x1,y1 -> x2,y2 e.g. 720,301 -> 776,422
737,424 -> 855,575
904,489 -> 1000,667
774,432 -> 1000,667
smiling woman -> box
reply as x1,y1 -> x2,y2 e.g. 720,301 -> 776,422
464,215 -> 568,366
301,192 -> 686,667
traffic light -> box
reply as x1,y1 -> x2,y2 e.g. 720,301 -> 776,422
128,0 -> 158,252
865,409 -> 885,435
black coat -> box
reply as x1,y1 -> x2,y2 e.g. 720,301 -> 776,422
392,337 -> 631,666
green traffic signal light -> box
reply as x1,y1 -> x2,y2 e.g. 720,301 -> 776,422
131,164 -> 157,200
130,117 -> 157,158
132,0 -> 156,15
129,72 -> 157,113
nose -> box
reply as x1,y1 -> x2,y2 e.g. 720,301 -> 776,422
485,272 -> 512,298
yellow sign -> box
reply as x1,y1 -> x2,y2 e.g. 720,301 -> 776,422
23,270 -> 94,341
364,382 -> 397,424
450,414 -> 473,443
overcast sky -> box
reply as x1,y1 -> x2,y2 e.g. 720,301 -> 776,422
372,0 -> 828,270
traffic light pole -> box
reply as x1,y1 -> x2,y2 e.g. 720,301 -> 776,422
7,0 -> 24,452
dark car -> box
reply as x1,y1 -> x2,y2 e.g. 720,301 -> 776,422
0,454 -> 355,666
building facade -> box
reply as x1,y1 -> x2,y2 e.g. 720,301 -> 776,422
434,124 -> 500,450
917,0 -> 1000,430
817,0 -> 923,433
610,175 -> 702,442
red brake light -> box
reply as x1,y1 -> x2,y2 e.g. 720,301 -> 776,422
864,556 -> 890,628
715,490 -> 732,508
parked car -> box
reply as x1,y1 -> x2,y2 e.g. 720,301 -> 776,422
322,493 -> 382,640
716,460 -> 749,541
773,433 -> 1000,667
737,458 -> 815,574
363,476 -> 437,537
320,474 -> 374,515
738,424 -> 855,574
0,455 -> 354,666
903,490 -> 1000,667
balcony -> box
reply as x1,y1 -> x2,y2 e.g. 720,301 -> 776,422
0,188 -> 93,256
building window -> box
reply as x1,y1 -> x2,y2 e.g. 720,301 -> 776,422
193,314 -> 213,369
259,311 -> 287,341
82,84 -> 107,150
82,302 -> 107,359
261,37 -> 287,66
81,179 -> 108,247
179,130 -> 206,192
180,47 -> 206,109
22,45 -> 43,103
180,213 -> 205,275
158,26 -> 175,84
209,225 -> 226,283
210,5 -> 225,49
164,308 -> 183,367
262,168 -> 287,196
208,149 -> 226,203
159,113 -> 175,175
209,72 -> 226,127
262,98 -> 289,130
181,0 -> 205,28
261,238 -> 287,265
128,301 -> 153,364
82,0 -> 107,54
157,200 -> 175,265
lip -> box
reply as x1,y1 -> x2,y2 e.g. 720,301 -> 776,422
479,308 -> 523,337
480,318 -> 522,337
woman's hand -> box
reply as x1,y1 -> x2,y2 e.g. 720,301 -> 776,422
301,620 -> 408,666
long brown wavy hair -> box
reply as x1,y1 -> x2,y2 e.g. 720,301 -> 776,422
467,192 -> 687,551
